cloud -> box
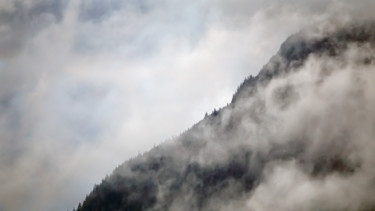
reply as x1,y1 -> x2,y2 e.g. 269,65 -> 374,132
243,42 -> 375,210
1,0 -> 375,210
75,19 -> 375,210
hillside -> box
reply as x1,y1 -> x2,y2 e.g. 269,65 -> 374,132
76,22 -> 375,211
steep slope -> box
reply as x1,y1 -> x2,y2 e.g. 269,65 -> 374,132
76,22 -> 375,211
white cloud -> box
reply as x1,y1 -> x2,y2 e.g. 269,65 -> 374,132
1,0 -> 375,210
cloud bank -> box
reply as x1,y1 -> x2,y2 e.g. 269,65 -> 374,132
1,0 -> 375,210
78,21 -> 375,211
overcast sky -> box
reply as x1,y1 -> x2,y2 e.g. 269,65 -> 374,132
0,0 -> 374,210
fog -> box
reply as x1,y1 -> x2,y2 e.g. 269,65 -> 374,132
1,0 -> 375,210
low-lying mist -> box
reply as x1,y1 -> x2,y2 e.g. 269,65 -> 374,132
76,22 -> 375,211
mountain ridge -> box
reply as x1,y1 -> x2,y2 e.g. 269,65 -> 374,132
75,22 -> 375,211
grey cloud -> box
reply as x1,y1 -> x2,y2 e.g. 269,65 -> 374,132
1,0 -> 375,210
0,0 -> 67,58
76,21 -> 375,210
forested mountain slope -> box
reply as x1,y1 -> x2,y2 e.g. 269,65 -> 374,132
76,22 -> 375,211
